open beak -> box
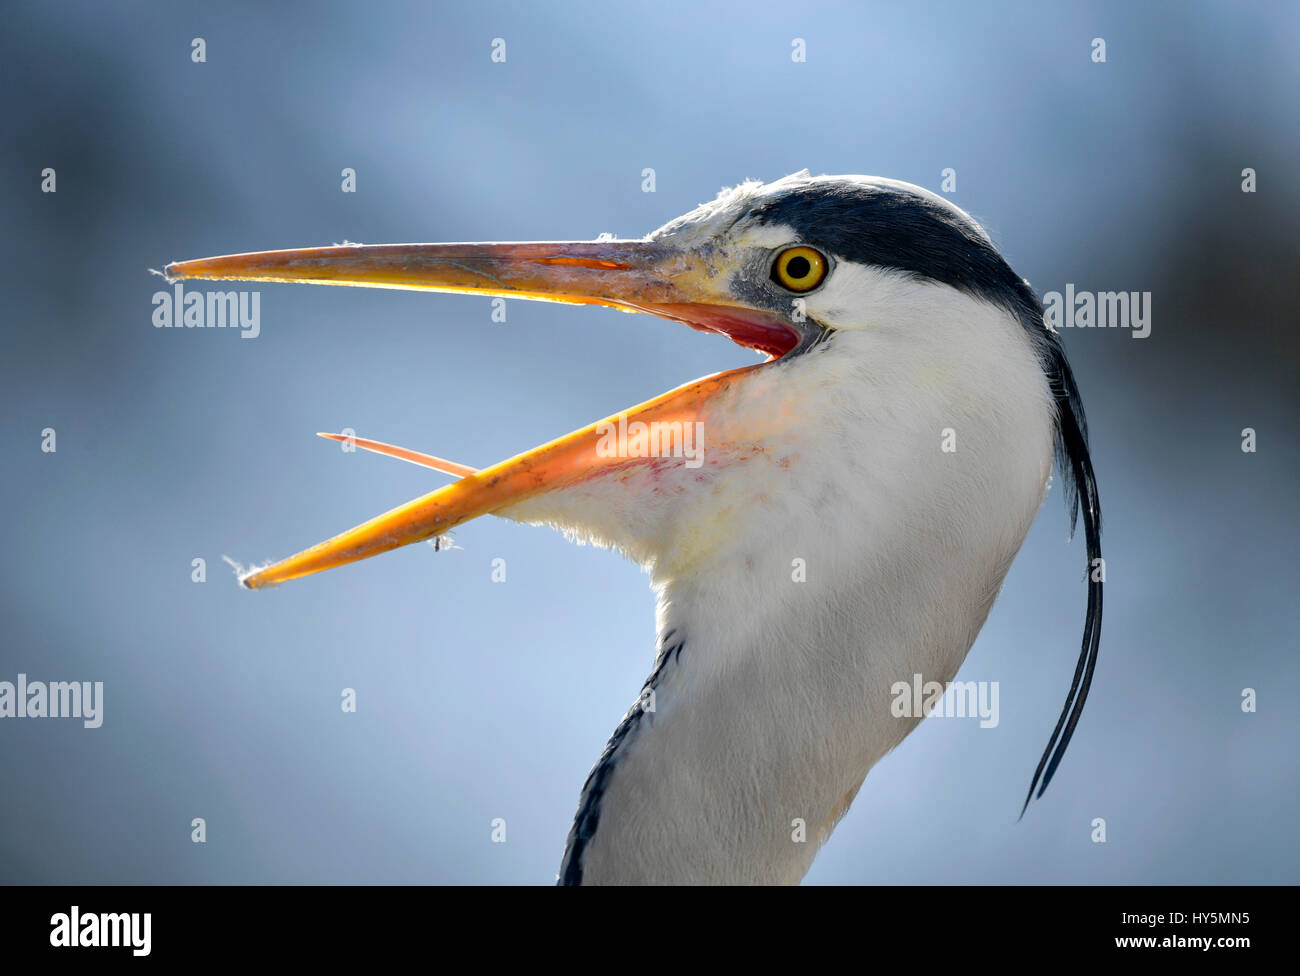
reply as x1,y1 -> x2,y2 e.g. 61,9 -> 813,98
166,240 -> 800,589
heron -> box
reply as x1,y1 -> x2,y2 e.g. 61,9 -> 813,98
166,172 -> 1102,885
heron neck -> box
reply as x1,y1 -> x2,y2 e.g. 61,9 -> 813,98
557,552 -> 997,884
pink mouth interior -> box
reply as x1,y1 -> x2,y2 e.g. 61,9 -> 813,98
630,302 -> 802,360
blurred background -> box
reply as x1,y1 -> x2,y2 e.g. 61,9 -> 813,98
1,0 -> 1296,884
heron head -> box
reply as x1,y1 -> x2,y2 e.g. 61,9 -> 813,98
165,172 -> 1092,588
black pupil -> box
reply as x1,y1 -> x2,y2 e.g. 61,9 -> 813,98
786,255 -> 811,279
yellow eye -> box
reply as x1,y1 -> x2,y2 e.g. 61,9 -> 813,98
771,246 -> 827,292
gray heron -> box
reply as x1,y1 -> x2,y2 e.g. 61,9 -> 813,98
167,172 -> 1103,885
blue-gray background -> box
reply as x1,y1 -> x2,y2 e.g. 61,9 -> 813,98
2,1 -> 1296,884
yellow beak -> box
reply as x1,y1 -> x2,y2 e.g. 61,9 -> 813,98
165,241 -> 799,588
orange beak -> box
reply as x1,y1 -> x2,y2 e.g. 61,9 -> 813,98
165,240 -> 801,588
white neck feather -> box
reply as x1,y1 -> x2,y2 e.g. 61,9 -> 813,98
512,277 -> 1056,883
